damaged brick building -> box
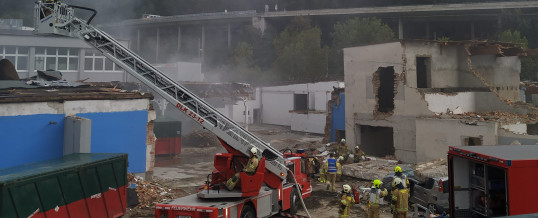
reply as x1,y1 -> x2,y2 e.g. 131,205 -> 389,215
344,40 -> 538,164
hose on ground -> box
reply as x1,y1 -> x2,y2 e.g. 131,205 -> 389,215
287,169 -> 312,218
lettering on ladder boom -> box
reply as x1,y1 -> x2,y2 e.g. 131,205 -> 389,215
212,108 -> 285,176
175,102 -> 204,124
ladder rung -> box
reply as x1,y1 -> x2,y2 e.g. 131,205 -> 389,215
96,42 -> 113,48
161,85 -> 174,90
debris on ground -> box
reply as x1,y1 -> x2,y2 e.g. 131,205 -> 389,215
414,158 -> 448,181
128,174 -> 181,209
182,129 -> 220,147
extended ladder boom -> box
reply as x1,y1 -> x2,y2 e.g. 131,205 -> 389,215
33,2 -> 286,180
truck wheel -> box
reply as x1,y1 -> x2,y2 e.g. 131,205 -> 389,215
289,187 -> 301,214
240,204 -> 255,218
427,204 -> 437,214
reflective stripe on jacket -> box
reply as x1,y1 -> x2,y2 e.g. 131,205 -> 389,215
391,189 -> 409,212
369,188 -> 387,206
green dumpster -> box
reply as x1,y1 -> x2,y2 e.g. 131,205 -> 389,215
0,153 -> 128,218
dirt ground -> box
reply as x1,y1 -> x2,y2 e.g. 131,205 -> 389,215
125,124 -> 396,218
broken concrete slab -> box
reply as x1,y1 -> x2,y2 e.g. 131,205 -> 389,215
342,158 -> 411,181
414,158 -> 448,181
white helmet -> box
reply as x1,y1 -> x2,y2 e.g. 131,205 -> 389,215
338,156 -> 344,162
250,147 -> 258,155
341,138 -> 346,143
343,184 -> 351,193
355,146 -> 359,149
392,177 -> 402,187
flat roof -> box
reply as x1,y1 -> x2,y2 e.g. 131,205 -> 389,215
0,81 -> 153,103
453,145 -> 538,161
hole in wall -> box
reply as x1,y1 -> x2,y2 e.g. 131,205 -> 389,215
359,125 -> 394,157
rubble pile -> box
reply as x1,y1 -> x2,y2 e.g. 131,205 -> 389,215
182,129 -> 220,147
341,159 -> 404,181
448,111 -> 538,123
414,158 -> 448,181
128,174 -> 179,208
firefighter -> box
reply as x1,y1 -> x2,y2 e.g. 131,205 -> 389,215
307,157 -> 316,180
368,179 -> 388,218
338,184 -> 355,218
337,139 -> 349,162
326,153 -> 337,191
319,158 -> 327,183
353,145 -> 366,163
225,147 -> 259,191
390,178 -> 409,218
336,156 -> 343,182
392,166 -> 409,189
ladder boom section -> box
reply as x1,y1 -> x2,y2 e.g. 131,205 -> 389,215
33,2 -> 286,180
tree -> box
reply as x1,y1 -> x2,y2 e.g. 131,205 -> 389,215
499,30 -> 528,48
226,42 -> 263,82
329,17 -> 395,76
272,17 -> 329,82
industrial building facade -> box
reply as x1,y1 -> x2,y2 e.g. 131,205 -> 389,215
0,29 -> 128,81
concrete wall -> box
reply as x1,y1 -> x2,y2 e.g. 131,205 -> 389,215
404,41 -> 460,88
0,99 -> 151,172
344,41 -> 524,163
469,55 -> 521,101
424,91 -> 518,113
501,123 -> 527,135
259,81 -> 342,134
344,42 -> 431,163
498,130 -> 538,145
415,118 -> 498,163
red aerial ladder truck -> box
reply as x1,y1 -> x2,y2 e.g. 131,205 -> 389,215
34,2 -> 312,218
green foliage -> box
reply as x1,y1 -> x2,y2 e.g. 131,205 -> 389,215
437,36 -> 451,42
499,30 -> 528,48
233,42 -> 254,65
272,17 -> 329,82
331,17 -> 394,49
329,17 -> 394,76
520,57 -> 538,82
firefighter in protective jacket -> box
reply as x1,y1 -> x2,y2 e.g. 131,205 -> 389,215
337,139 -> 349,162
368,179 -> 388,218
338,184 -> 355,218
225,147 -> 259,190
391,177 -> 409,218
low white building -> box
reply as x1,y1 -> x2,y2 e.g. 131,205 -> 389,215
229,81 -> 344,134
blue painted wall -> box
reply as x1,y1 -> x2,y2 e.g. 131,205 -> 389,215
0,114 -> 65,169
78,110 -> 148,173
0,110 -> 148,173
330,93 -> 346,142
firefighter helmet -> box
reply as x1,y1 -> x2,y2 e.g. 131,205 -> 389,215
250,147 -> 258,155
392,177 -> 402,188
343,184 -> 351,193
395,166 -> 402,173
372,179 -> 382,188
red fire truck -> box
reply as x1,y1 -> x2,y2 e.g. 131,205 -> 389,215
33,2 -> 312,217
448,145 -> 538,217
155,149 -> 312,218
